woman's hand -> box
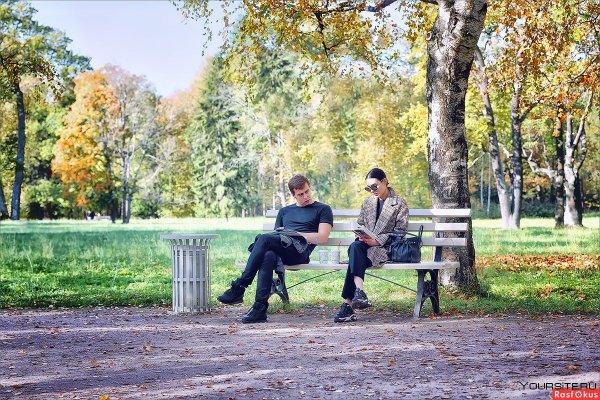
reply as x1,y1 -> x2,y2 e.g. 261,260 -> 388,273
359,237 -> 380,246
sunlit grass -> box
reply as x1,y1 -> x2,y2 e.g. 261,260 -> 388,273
0,215 -> 598,314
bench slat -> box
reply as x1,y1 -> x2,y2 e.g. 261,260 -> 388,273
262,222 -> 468,232
319,237 -> 466,247
236,260 -> 459,271
265,208 -> 471,218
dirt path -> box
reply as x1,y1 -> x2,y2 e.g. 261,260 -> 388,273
1,307 -> 598,399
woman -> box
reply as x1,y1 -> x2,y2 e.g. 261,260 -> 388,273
334,168 -> 409,323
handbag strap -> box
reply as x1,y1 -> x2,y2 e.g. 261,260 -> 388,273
389,225 -> 424,242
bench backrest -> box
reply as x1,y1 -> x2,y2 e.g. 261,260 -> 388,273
263,209 -> 470,248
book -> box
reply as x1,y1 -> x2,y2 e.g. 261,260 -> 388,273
350,221 -> 377,240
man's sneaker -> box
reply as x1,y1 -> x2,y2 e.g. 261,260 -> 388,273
217,280 -> 245,305
351,288 -> 372,309
334,302 -> 357,323
241,302 -> 268,324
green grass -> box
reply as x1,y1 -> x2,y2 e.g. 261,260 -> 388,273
0,216 -> 598,314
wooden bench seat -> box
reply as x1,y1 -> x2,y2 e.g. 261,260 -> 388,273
237,208 -> 470,318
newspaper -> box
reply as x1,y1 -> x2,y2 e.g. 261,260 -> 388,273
273,227 -> 305,237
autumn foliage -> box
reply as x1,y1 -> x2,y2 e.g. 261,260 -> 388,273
52,70 -> 117,208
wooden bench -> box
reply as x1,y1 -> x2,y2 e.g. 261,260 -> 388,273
237,208 -> 470,318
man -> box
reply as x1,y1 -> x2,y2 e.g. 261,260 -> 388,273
217,175 -> 333,323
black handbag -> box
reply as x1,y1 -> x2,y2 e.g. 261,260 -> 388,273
389,225 -> 423,263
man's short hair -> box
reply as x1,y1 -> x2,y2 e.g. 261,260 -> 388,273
288,175 -> 310,194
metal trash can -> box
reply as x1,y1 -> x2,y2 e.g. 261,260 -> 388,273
160,234 -> 219,313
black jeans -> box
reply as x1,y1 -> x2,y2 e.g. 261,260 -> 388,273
239,233 -> 310,306
341,240 -> 373,300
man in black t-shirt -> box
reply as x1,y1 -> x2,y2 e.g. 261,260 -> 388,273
217,175 -> 333,323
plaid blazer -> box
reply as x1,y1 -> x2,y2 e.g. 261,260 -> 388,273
357,187 -> 409,266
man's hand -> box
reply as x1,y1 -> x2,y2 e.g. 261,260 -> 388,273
359,237 -> 380,246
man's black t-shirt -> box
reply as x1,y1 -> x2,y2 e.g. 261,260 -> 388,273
274,202 -> 333,252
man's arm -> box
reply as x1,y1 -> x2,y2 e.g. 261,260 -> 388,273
299,222 -> 332,245
274,209 -> 284,229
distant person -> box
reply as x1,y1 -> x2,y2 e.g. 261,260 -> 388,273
217,175 -> 333,323
334,168 -> 409,323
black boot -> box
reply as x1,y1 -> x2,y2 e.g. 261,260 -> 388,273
217,280 -> 245,305
241,302 -> 268,324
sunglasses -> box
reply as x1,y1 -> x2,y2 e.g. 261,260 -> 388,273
364,183 -> 380,192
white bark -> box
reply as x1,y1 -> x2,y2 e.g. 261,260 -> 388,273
426,0 -> 487,289
563,93 -> 592,227
473,46 -> 511,228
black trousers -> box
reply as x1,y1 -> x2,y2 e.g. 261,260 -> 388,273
239,233 -> 310,306
341,240 -> 373,300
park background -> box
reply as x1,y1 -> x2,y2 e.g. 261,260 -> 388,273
0,1 -> 598,314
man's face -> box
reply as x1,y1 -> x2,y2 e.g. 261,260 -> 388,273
292,183 -> 314,207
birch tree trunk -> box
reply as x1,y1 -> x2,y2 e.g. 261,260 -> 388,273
426,0 -> 486,290
10,84 -> 26,220
121,148 -> 130,223
473,46 -> 511,228
121,183 -> 130,223
575,175 -> 583,226
123,195 -> 132,224
486,153 -> 491,216
563,94 -> 591,227
563,114 -> 578,226
0,174 -> 8,219
479,154 -> 484,207
509,80 -> 524,229
554,114 -> 565,228
101,136 -> 118,224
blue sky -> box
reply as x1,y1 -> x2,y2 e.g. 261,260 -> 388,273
30,1 -> 224,97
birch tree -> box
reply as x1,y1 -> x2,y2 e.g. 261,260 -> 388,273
179,0 -> 487,290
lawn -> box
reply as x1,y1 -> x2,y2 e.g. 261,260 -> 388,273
0,215 -> 598,314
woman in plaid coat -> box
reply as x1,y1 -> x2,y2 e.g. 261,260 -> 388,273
334,168 -> 409,323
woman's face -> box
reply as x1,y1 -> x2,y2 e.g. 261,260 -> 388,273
365,178 -> 388,198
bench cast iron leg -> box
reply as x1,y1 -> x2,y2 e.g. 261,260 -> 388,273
413,269 -> 441,318
413,270 -> 425,318
270,272 -> 289,303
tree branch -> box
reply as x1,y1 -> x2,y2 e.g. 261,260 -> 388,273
313,10 -> 331,58
570,55 -> 600,83
524,147 -> 554,180
573,124 -> 586,175
519,101 -> 538,123
499,143 -> 511,159
572,91 -> 593,149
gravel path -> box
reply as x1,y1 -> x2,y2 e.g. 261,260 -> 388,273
1,307 -> 598,399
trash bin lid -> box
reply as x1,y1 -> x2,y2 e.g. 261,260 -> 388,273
160,234 -> 219,240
